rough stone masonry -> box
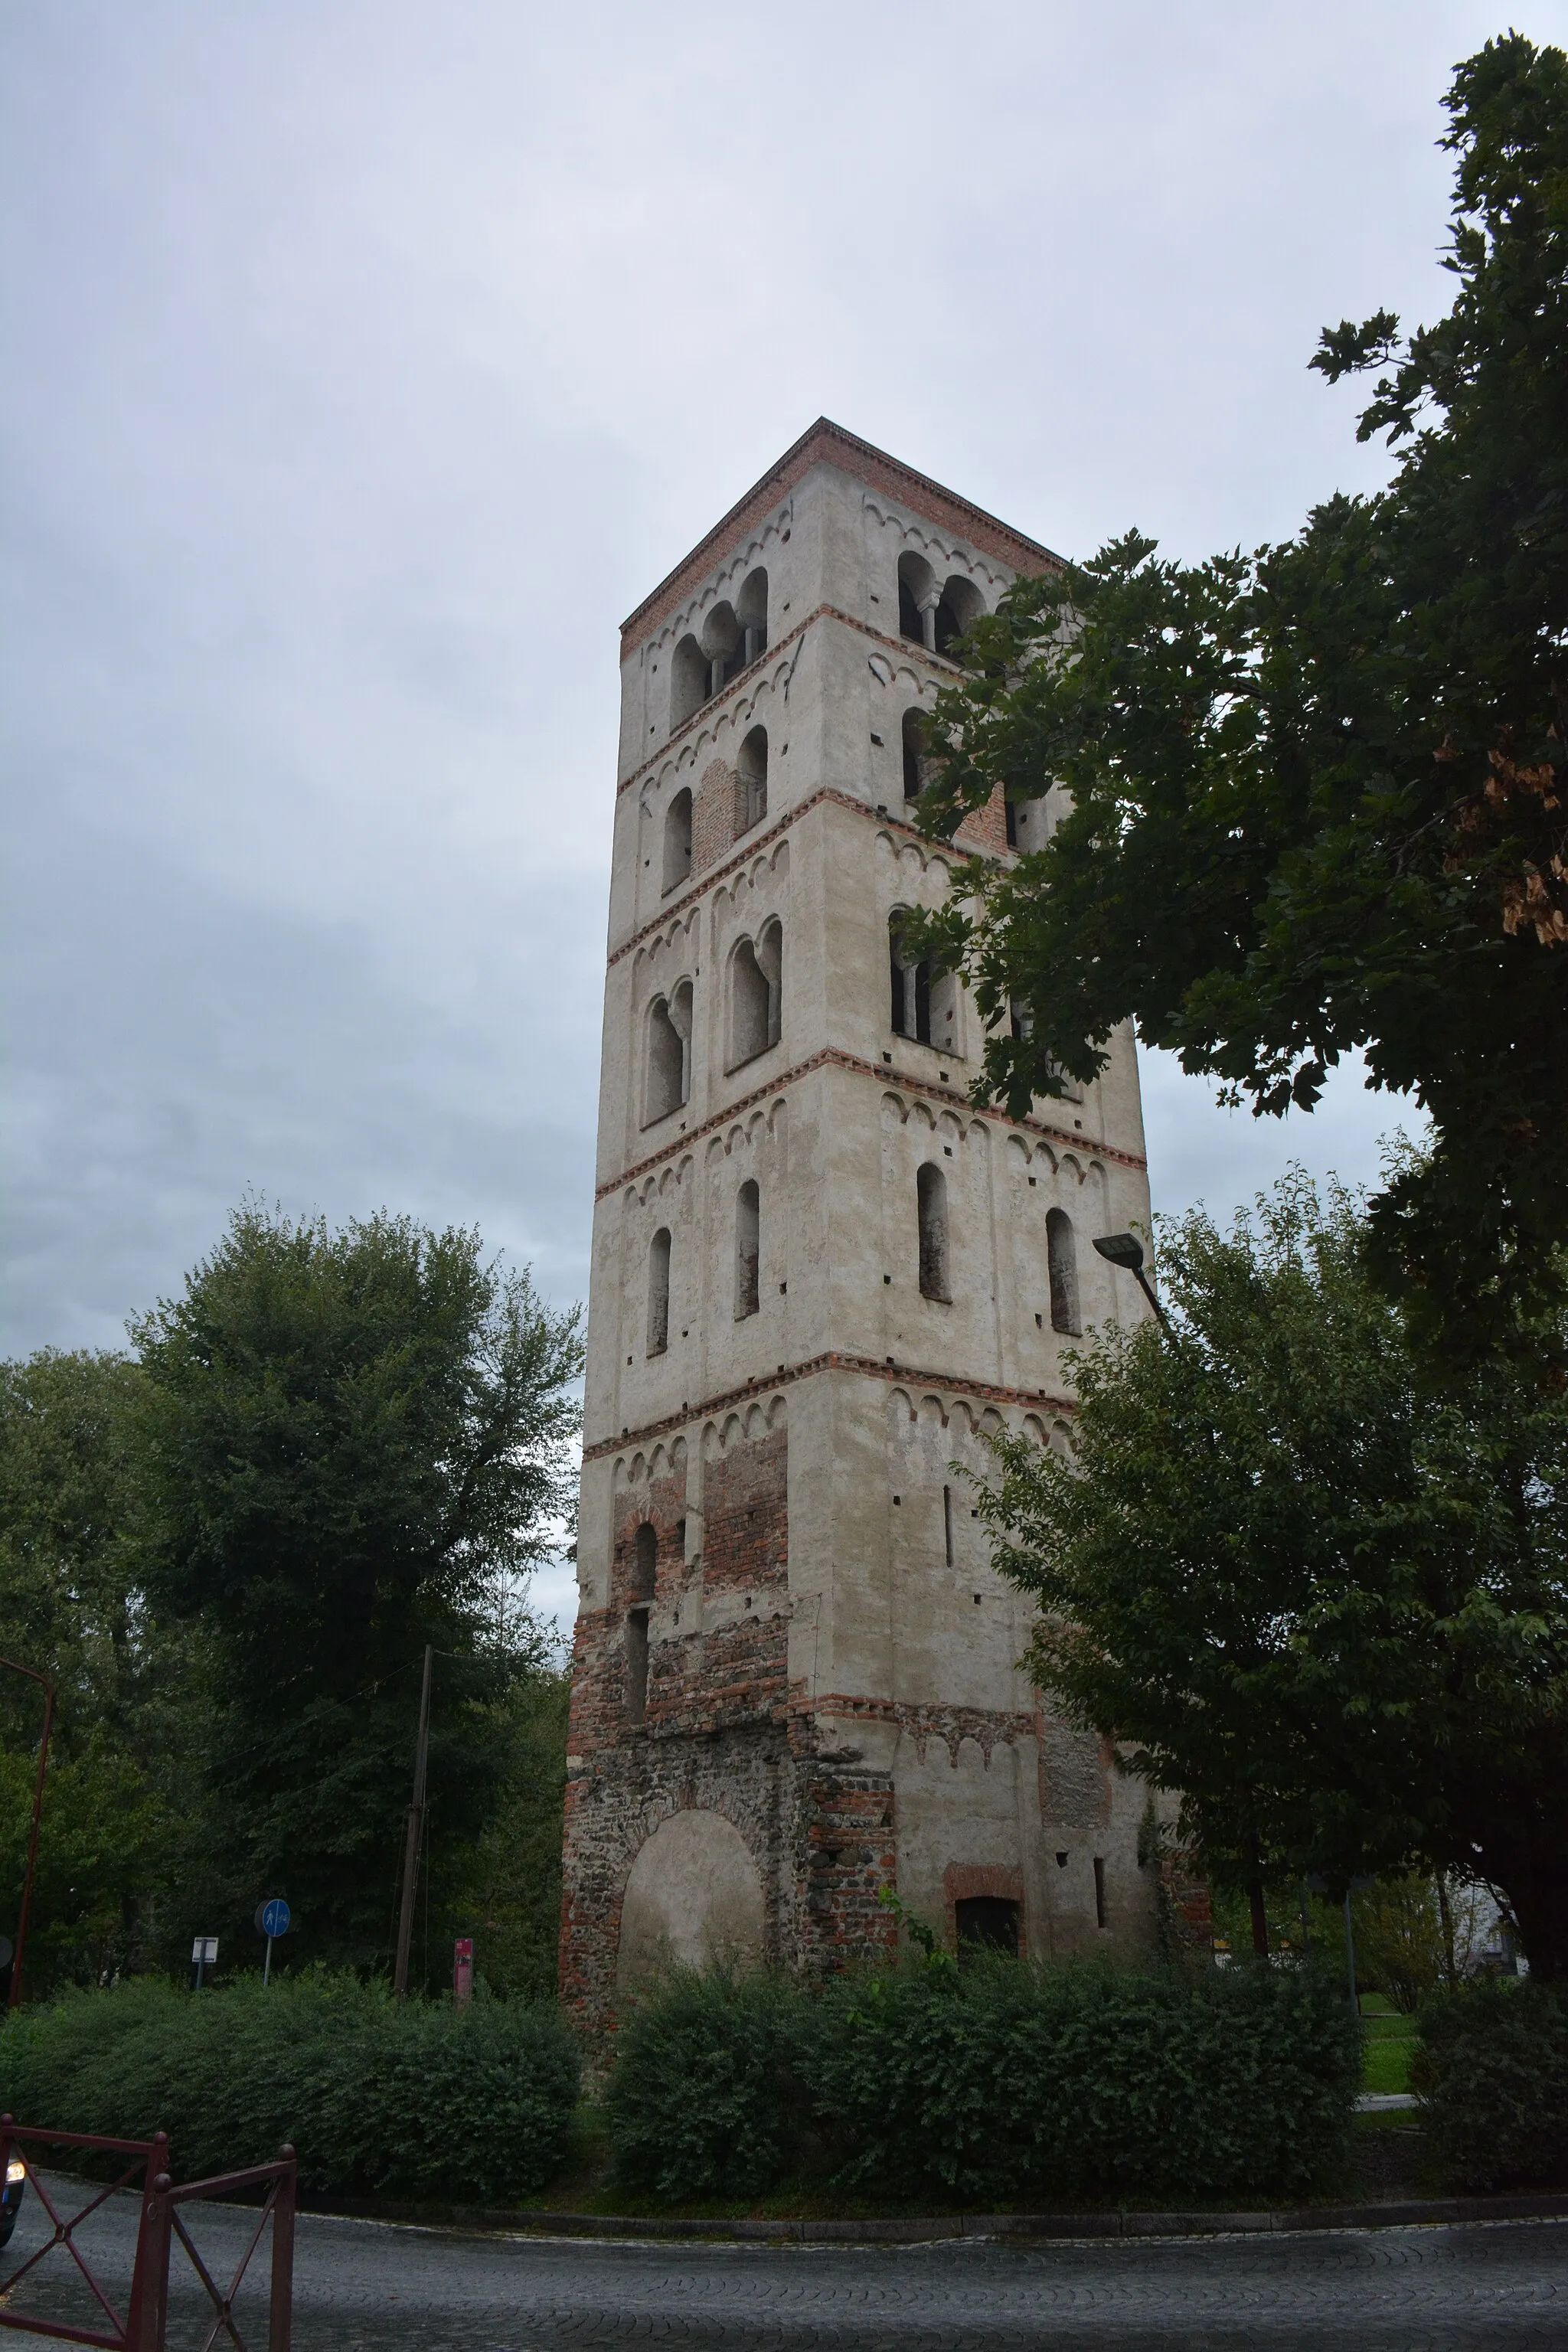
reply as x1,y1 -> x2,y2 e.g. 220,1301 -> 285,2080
560,420 -> 1208,2035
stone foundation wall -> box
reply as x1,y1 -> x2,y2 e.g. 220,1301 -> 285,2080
559,1719 -> 902,2037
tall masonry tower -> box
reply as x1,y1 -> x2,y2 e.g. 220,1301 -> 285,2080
561,421 -> 1177,2030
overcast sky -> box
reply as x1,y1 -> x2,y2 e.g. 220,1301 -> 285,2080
2,1 -> 1546,1622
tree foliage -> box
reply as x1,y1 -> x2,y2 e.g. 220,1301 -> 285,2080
131,1202 -> 583,1964
0,1351 -> 202,1990
907,36 -> 1568,1344
976,1173 -> 1568,1975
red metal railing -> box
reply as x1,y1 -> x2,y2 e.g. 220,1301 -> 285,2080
0,2119 -> 294,2352
139,2154 -> 295,2352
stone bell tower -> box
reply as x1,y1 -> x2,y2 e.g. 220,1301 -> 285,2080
560,420 -> 1179,2032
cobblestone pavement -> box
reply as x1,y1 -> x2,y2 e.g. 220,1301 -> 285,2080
2,2177 -> 1565,2350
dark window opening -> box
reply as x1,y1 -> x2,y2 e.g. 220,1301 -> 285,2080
934,574 -> 984,661
890,917 -> 933,1044
1093,1857 -> 1107,1928
736,567 -> 769,668
729,919 -> 782,1068
626,1608 -> 649,1724
917,1162 -> 951,1302
956,1896 -> 1020,1960
645,980 -> 693,1124
942,1483 -> 954,1566
898,573 -> 925,643
737,726 -> 768,833
647,1227 -> 671,1355
662,788 -> 693,891
631,1521 -> 657,1601
735,1179 -> 760,1319
902,707 -> 926,801
1004,795 -> 1018,848
1047,1207 -> 1081,1334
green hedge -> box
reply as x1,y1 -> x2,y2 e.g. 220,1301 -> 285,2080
606,1956 -> 1359,2206
0,1973 -> 579,2203
1413,1979 -> 1568,2192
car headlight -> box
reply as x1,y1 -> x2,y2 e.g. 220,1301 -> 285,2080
5,2160 -> 25,2185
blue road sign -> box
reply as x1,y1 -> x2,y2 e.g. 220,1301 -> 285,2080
260,1899 -> 291,1939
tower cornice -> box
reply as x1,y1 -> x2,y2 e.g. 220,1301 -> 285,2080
583,1351 -> 1076,1462
620,419 -> 1062,658
598,1041 -> 1145,1202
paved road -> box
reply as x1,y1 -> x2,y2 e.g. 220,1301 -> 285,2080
2,2175 -> 1566,2350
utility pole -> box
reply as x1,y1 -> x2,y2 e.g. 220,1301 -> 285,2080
2,1658 -> 54,2013
392,1647 -> 433,1999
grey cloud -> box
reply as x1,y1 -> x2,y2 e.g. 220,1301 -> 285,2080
4,0 -> 1495,1389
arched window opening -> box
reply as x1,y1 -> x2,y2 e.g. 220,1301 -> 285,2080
897,552 -> 936,647
729,919 -> 782,1069
1004,795 -> 1018,847
1047,1207 -> 1080,1334
662,788 -> 693,892
956,1896 -> 1020,1962
889,913 -> 932,1044
737,727 -> 768,833
647,1227 -> 671,1356
917,1163 -> 951,1302
902,707 -> 928,801
942,1484 -> 954,1567
645,979 -> 694,1125
934,574 -> 983,660
632,1521 -> 658,1601
734,1179 -> 760,1319
736,567 -> 769,667
701,601 -> 740,701
890,918 -> 955,1050
671,635 -> 707,728
626,1609 -> 649,1723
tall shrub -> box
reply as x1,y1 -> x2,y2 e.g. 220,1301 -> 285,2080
604,1968 -> 810,2201
604,1956 -> 1358,2207
808,1956 -> 1357,2205
1413,1980 -> 1568,2191
0,1973 -> 579,2203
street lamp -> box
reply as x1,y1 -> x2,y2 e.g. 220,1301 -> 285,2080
1,1658 -> 54,2013
1092,1232 -> 1170,1330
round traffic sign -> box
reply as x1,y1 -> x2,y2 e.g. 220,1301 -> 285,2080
259,1899 -> 291,1939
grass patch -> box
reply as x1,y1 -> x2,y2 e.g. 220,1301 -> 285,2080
1361,2009 -> 1418,2096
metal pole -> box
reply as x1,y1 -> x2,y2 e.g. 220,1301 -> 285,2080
264,1934 -> 274,1987
1132,1266 -> 1172,1331
1343,1888 -> 1359,2016
2,1658 -> 54,2012
392,1646 -> 433,1998
269,2145 -> 297,2352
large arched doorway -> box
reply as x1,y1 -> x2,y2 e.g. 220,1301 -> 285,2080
616,1809 -> 766,1986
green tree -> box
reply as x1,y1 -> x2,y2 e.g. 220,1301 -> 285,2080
435,1664 -> 570,2001
907,36 -> 1568,1346
133,1204 -> 583,1968
0,1350 -> 196,1991
976,1174 -> 1568,1975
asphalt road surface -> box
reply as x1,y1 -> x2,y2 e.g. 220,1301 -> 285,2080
2,2174 -> 1565,2350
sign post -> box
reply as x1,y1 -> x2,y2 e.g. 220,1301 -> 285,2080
191,1935 -> 218,1989
453,1936 -> 473,2006
256,1897 -> 291,1984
